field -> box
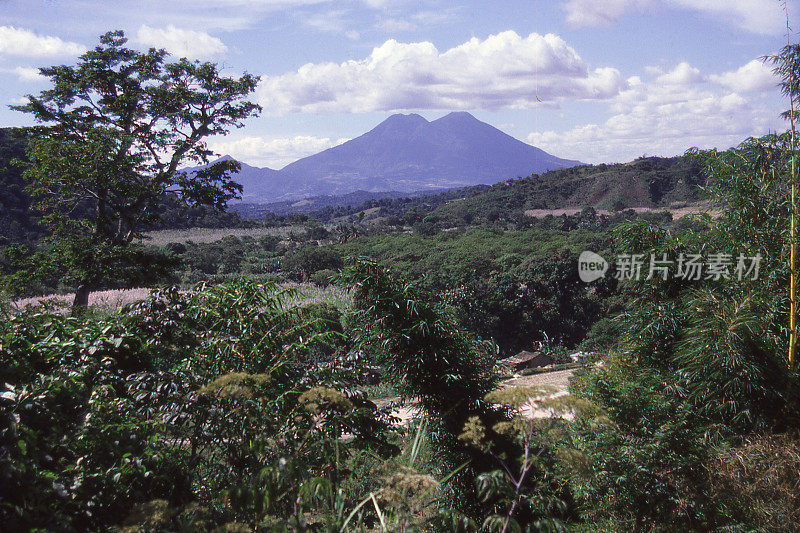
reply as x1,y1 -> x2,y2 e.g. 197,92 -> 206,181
11,287 -> 155,312
11,283 -> 352,314
524,202 -> 720,219
141,225 -> 305,246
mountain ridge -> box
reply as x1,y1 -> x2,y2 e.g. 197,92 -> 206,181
219,112 -> 581,203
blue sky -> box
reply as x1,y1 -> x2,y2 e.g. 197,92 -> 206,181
0,0 -> 795,168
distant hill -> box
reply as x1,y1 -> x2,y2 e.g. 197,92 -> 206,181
269,156 -> 705,226
422,156 -> 705,226
221,112 -> 581,203
230,189 -> 435,219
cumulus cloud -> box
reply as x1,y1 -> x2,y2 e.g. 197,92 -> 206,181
0,26 -> 86,57
208,135 -> 349,168
257,31 -> 626,114
135,25 -> 227,60
563,0 -> 654,28
527,62 -> 783,163
710,59 -> 778,93
649,61 -> 705,86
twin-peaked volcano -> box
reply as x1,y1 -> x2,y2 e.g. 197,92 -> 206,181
223,112 -> 581,202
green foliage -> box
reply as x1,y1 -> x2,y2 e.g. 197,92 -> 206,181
335,227 -> 615,354
340,258 -> 498,430
459,387 -> 603,532
572,359 -> 720,531
340,258 -> 505,512
282,245 -> 343,282
0,280 -> 393,530
0,128 -> 38,245
570,126 -> 800,530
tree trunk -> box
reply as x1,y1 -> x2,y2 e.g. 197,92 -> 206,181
71,281 -> 91,316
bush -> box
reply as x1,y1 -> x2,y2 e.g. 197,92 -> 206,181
310,268 -> 336,287
281,245 -> 343,281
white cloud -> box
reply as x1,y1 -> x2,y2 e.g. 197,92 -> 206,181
0,26 -> 86,57
258,31 -> 627,114
7,66 -> 46,82
527,62 -> 783,163
378,18 -> 417,32
208,135 -> 349,168
711,59 -> 779,93
376,9 -> 458,33
668,0 -> 786,35
135,25 -> 227,60
302,10 -> 360,39
563,0 -> 654,28
361,0 -> 392,8
651,61 -> 705,86
562,0 -> 787,34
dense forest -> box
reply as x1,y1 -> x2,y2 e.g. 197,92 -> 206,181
2,31 -> 800,533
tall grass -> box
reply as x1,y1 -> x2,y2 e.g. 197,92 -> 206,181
12,287 -> 156,313
141,225 -> 305,246
11,283 -> 352,315
285,282 -> 354,311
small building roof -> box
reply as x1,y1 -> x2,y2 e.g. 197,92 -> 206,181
502,350 -> 542,365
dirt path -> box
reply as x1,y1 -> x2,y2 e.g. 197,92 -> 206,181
374,369 -> 576,425
501,369 -> 573,391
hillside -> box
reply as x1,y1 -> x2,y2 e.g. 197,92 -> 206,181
274,155 -> 705,225
425,155 -> 704,223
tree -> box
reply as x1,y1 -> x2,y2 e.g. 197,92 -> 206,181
13,30 -> 260,313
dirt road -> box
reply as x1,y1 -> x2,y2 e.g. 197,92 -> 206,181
375,369 -> 576,425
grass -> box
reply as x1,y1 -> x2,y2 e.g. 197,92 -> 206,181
141,225 -> 306,246
11,287 -> 156,313
11,282 -> 354,315
285,282 -> 353,311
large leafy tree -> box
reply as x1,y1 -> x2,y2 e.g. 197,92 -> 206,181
13,30 -> 260,312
